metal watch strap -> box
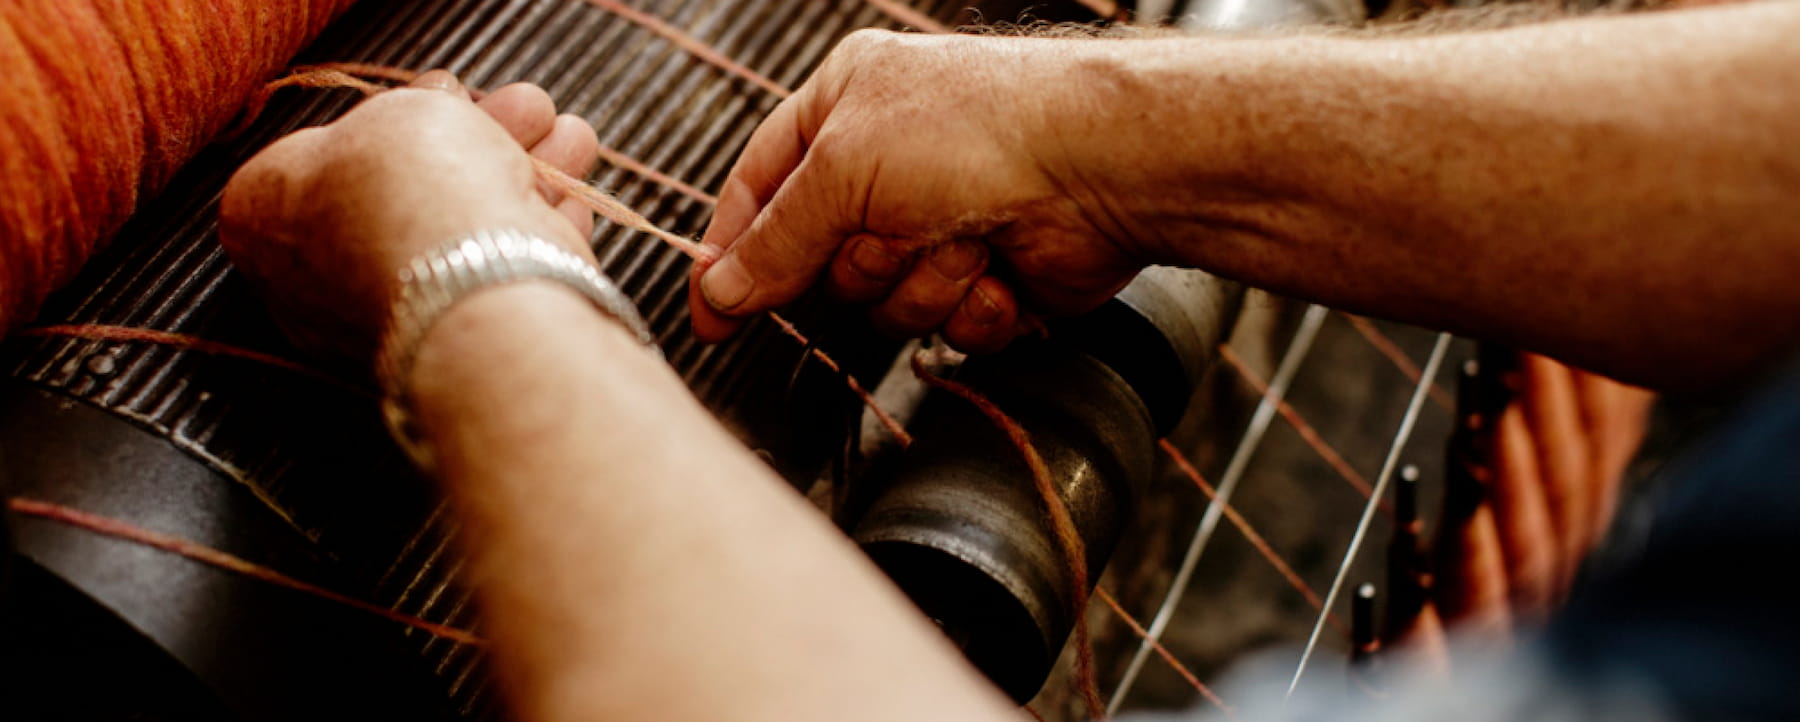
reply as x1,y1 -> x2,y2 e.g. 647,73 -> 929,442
375,228 -> 658,469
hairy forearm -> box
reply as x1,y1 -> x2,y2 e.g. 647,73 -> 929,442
405,285 -> 1016,722
1072,2 -> 1800,389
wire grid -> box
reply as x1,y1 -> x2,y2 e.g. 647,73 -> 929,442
1031,299 -> 1467,720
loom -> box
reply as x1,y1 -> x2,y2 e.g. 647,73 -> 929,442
0,0 -> 1404,718
0,0 -> 1220,719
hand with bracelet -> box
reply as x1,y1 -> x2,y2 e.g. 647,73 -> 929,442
217,1 -> 1800,717
219,70 -> 606,365
217,71 -> 1018,722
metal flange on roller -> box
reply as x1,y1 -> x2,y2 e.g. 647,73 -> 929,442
852,268 -> 1243,702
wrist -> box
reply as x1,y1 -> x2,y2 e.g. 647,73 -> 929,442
1049,35 -> 1359,266
375,229 -> 657,469
403,281 -> 651,449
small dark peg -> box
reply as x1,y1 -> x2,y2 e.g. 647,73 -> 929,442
1352,582 -> 1379,665
1350,582 -> 1388,699
1396,464 -> 1420,524
1387,463 -> 1427,644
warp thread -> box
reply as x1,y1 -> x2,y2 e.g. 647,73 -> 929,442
1095,587 -> 1232,717
1220,345 -> 1380,503
1158,438 -> 1343,633
7,497 -> 484,646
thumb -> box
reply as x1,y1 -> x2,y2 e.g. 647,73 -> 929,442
691,151 -> 857,341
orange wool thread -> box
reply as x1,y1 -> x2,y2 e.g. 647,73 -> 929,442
1218,345 -> 1378,501
1343,313 -> 1453,411
1157,439 -> 1345,634
236,67 -> 385,133
1076,0 -> 1130,22
768,313 -> 913,447
594,143 -> 720,206
863,0 -> 953,33
18,323 -> 369,396
273,62 -> 720,205
8,497 -> 485,646
529,156 -> 720,263
1095,587 -> 1233,717
285,62 -> 490,99
0,0 -> 358,333
580,0 -> 791,98
909,351 -> 1106,720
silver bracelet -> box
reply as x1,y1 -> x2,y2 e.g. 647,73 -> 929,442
375,228 -> 658,468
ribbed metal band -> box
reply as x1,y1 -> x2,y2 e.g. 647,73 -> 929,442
376,228 -> 659,469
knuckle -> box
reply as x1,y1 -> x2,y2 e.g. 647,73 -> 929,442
368,86 -> 462,115
840,28 -> 898,55
221,127 -> 325,231
555,113 -> 596,137
877,288 -> 955,332
944,324 -> 1004,355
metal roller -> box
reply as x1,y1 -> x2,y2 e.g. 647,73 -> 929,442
852,268 -> 1244,701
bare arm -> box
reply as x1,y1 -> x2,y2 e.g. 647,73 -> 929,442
218,73 -> 1017,722
1089,1 -> 1800,389
692,2 -> 1800,390
405,283 -> 1017,722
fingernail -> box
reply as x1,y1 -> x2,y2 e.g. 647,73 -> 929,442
701,253 -> 754,312
412,69 -> 461,92
967,286 -> 1003,326
928,241 -> 985,283
849,237 -> 905,281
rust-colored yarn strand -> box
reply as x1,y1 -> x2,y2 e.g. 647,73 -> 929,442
594,142 -> 720,206
769,312 -> 913,447
580,0 -> 791,98
267,63 -> 721,205
8,497 -> 485,646
0,0 -> 358,333
910,351 -> 1106,720
1080,0 -> 1130,22
1219,345 -> 1378,501
236,67 -> 387,132
529,156 -> 720,263
1095,588 -> 1234,717
1343,313 -> 1453,410
864,0 -> 953,33
18,323 -> 370,397
1157,438 -> 1345,633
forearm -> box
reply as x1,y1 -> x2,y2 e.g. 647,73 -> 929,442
405,284 -> 1016,722
1072,2 -> 1800,389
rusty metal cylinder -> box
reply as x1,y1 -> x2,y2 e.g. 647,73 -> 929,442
857,346 -> 1157,700
853,268 -> 1241,701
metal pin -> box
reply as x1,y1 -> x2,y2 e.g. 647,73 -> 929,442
1289,332 -> 1451,698
1352,582 -> 1379,665
1385,464 -> 1425,643
1445,359 -> 1487,520
1350,582 -> 1388,700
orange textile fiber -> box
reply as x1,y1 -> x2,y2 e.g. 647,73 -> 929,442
0,0 -> 358,331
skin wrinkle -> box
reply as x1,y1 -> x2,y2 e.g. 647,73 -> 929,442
1033,134 -> 1145,272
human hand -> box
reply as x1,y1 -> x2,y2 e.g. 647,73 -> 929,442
689,30 -> 1155,353
218,71 -> 600,366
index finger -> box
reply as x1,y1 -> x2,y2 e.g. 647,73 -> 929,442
690,97 -> 809,341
